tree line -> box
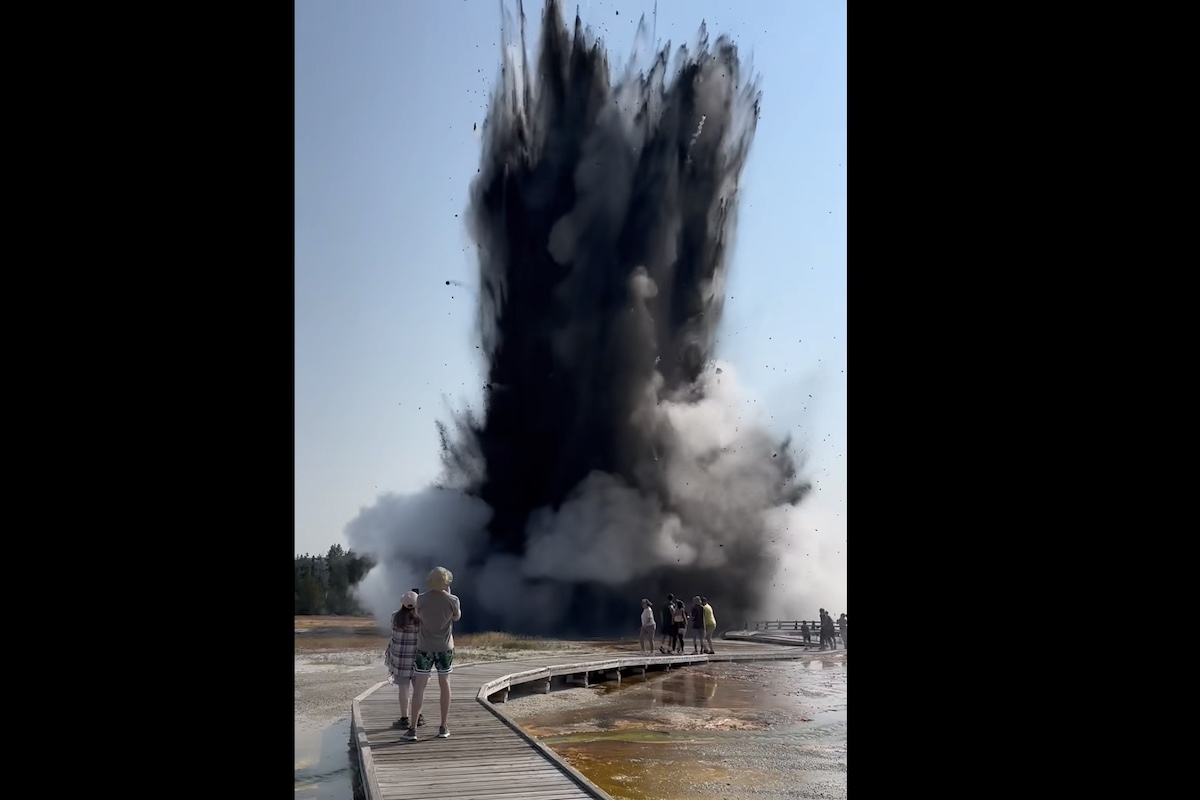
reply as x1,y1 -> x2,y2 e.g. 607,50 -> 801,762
295,543 -> 376,615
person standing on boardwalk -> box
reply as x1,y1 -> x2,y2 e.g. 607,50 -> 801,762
671,600 -> 687,653
387,590 -> 425,731
801,619 -> 812,648
403,567 -> 461,741
659,594 -> 676,653
639,598 -> 656,652
838,613 -> 847,647
820,608 -> 836,650
701,596 -> 717,654
689,596 -> 705,654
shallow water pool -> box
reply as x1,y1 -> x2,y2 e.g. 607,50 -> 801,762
513,654 -> 847,800
294,717 -> 355,800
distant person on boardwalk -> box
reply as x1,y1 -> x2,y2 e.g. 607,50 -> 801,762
639,598 -> 656,653
659,594 -> 676,653
701,596 -> 717,654
838,613 -> 847,647
386,590 -> 425,731
689,596 -> 705,654
820,609 -> 836,650
801,620 -> 812,648
672,600 -> 687,653
403,567 -> 461,741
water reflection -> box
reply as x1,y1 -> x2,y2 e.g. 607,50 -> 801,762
692,669 -> 718,703
294,716 -> 354,800
649,669 -> 719,707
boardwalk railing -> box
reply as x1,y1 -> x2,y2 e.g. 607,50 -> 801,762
743,619 -> 838,631
741,620 -> 845,641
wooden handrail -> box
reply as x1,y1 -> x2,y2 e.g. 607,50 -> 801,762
743,619 -> 847,631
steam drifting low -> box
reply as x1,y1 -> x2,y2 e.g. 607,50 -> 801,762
350,0 -> 811,635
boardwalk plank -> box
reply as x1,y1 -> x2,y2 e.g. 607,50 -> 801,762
373,746 -> 537,759
376,768 -> 570,780
379,787 -> 587,795
423,796 -> 588,799
381,756 -> 552,767
398,791 -> 585,796
376,769 -> 580,780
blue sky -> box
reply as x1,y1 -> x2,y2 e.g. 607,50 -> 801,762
294,0 -> 846,560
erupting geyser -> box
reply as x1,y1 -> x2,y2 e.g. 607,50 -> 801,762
349,0 -> 811,635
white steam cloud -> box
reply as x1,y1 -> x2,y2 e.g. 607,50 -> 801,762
348,360 -> 846,629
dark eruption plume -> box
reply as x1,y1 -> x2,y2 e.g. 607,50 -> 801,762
349,0 -> 810,634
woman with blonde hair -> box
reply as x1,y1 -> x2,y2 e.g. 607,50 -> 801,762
386,590 -> 424,730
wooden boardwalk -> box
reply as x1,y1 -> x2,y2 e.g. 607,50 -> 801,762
351,639 -> 810,800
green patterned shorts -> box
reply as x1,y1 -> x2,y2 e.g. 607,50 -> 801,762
413,649 -> 454,674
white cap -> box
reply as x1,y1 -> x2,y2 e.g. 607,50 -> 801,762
401,591 -> 418,609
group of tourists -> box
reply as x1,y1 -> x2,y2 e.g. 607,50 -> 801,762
800,608 -> 847,649
384,566 -> 462,742
639,593 -> 717,655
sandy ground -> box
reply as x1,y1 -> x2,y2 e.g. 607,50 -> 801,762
294,644 -> 387,730
502,685 -> 605,717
